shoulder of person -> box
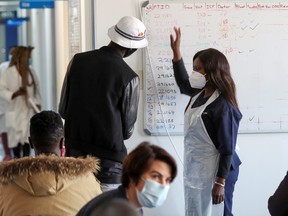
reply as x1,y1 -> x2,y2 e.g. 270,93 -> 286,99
82,186 -> 125,210
210,95 -> 242,119
0,155 -> 100,184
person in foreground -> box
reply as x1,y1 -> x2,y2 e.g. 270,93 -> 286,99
76,141 -> 177,216
58,15 -> 148,192
268,171 -> 288,216
90,198 -> 140,216
0,110 -> 102,216
170,27 -> 242,216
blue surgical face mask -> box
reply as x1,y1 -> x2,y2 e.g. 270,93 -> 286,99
136,179 -> 170,208
8,55 -> 12,61
29,58 -> 32,65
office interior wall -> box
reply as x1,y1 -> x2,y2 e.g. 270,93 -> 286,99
0,25 -> 5,62
27,8 -> 56,110
80,0 -> 94,52
53,0 -> 288,215
55,0 -> 69,104
93,1 -> 288,215
0,0 -> 282,214
17,9 -> 27,46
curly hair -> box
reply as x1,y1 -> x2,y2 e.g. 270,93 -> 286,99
30,110 -> 64,152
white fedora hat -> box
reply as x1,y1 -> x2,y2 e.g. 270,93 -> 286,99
108,16 -> 148,49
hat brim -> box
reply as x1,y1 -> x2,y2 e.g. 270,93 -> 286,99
108,25 -> 148,49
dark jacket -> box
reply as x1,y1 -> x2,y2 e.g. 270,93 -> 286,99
76,185 -> 143,216
268,171 -> 288,216
58,46 -> 140,163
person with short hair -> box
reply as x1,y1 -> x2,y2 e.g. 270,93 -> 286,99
76,141 -> 177,216
90,198 -> 140,216
58,16 -> 148,192
0,110 -> 102,216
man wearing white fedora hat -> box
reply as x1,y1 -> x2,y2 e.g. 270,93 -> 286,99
59,16 -> 148,192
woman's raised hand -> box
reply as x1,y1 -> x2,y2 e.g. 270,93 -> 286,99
170,27 -> 182,61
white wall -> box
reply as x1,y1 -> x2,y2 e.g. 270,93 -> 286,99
233,134 -> 288,216
126,94 -> 288,216
55,0 -> 288,215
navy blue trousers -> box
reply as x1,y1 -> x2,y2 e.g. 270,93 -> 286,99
224,166 -> 239,216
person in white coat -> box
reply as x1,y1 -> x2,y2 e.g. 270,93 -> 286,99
0,45 -> 17,161
0,46 -> 41,158
170,27 -> 242,216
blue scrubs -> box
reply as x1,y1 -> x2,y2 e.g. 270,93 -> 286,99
173,59 -> 242,216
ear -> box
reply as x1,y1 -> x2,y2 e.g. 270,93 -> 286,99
59,137 -> 65,149
59,137 -> 66,157
28,137 -> 34,149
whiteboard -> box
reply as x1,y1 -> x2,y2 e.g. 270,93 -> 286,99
142,1 -> 288,135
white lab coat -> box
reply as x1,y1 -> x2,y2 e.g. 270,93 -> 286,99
0,65 -> 41,148
0,61 -> 10,132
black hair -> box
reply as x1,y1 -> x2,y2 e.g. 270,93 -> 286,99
30,110 -> 64,151
193,48 -> 238,108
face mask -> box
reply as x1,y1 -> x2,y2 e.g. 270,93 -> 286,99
29,58 -> 32,65
189,71 -> 206,89
136,179 -> 170,208
8,55 -> 12,61
124,48 -> 137,58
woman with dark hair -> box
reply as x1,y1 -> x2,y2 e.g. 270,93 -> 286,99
170,27 -> 242,216
76,141 -> 177,216
0,46 -> 41,158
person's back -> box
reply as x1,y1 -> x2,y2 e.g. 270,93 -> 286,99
63,47 -> 137,162
59,16 -> 148,191
0,156 -> 101,216
0,110 -> 102,216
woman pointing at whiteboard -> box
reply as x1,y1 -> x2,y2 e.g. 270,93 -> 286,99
170,27 -> 242,216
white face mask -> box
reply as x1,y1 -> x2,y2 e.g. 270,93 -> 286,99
189,71 -> 206,89
136,179 -> 170,208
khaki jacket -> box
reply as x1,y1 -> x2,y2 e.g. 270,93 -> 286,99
0,155 -> 102,216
